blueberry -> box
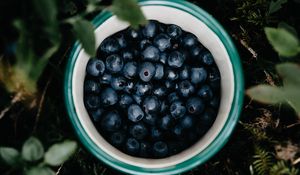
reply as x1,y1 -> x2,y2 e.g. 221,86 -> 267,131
139,62 -> 155,82
135,82 -> 152,96
186,97 -> 204,115
208,67 -> 221,90
200,51 -> 214,65
121,50 -> 134,62
165,68 -> 178,81
178,80 -> 195,97
168,92 -> 180,103
106,54 -> 124,73
151,127 -> 163,141
170,100 -> 186,119
165,80 -> 176,89
127,28 -> 140,40
143,114 -> 158,126
153,86 -> 168,97
110,131 -> 126,147
126,138 -> 140,155
190,67 -> 207,84
167,24 -> 182,40
100,111 -> 122,132
210,96 -> 220,109
123,62 -> 137,79
86,58 -> 105,77
168,51 -> 185,68
89,108 -> 104,122
190,45 -> 204,58
84,79 -> 100,94
99,73 -> 112,85
153,141 -> 168,158
139,141 -> 151,157
110,76 -> 126,91
129,123 -> 148,140
179,66 -> 190,80
160,100 -> 169,114
153,33 -> 171,52
142,20 -> 158,38
139,39 -> 152,50
168,142 -> 186,155
199,108 -> 216,127
142,96 -> 160,114
100,87 -> 118,106
154,63 -> 164,80
158,115 -> 174,130
115,33 -> 127,49
142,45 -> 160,62
124,81 -> 134,94
182,33 -> 197,47
197,85 -> 213,100
119,94 -> 134,108
180,115 -> 194,129
132,94 -> 143,105
172,124 -> 184,137
100,37 -> 120,54
128,104 -> 144,122
84,95 -> 100,109
159,52 -> 168,64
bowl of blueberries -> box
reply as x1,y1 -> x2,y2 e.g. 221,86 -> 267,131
64,0 -> 244,174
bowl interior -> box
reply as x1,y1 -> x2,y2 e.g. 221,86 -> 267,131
71,5 -> 234,169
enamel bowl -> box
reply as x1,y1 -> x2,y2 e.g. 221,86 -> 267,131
64,0 -> 244,174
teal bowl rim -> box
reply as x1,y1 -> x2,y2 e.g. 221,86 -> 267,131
64,0 -> 244,174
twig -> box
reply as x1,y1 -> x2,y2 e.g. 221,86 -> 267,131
232,34 -> 258,59
56,164 -> 64,175
285,121 -> 300,129
264,71 -> 275,86
0,92 -> 23,120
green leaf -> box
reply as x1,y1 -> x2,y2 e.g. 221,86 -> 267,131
276,63 -> 300,87
246,85 -> 285,104
25,167 -> 55,175
268,0 -> 288,14
32,0 -> 57,24
265,27 -> 300,57
111,0 -> 147,28
278,22 -> 298,37
21,137 -> 44,162
44,141 -> 77,166
0,147 -> 21,166
71,18 -> 96,57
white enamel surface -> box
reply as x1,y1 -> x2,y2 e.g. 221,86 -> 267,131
72,6 -> 234,168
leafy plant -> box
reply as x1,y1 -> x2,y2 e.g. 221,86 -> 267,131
252,146 -> 273,175
0,137 -> 77,175
268,0 -> 288,15
270,161 -> 299,175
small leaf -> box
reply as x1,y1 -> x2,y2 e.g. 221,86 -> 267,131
21,137 -> 44,162
25,167 -> 55,175
246,85 -> 285,104
71,18 -> 96,57
32,0 -> 57,24
268,0 -> 288,14
44,141 -> 77,166
278,22 -> 298,37
284,87 -> 300,115
265,27 -> 300,57
0,147 -> 20,166
111,0 -> 147,28
276,63 -> 300,87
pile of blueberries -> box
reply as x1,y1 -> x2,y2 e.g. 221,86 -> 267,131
84,20 -> 220,158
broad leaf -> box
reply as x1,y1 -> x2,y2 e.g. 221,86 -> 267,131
276,63 -> 300,87
72,18 -> 96,57
246,85 -> 285,104
44,141 -> 77,166
268,0 -> 287,14
284,87 -> 300,115
278,22 -> 298,37
111,0 -> 147,28
0,147 -> 20,166
265,27 -> 300,57
25,167 -> 55,175
32,0 -> 57,24
21,137 -> 44,162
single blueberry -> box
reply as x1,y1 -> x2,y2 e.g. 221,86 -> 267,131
119,94 -> 134,108
170,100 -> 186,119
84,95 -> 100,109
100,87 -> 118,106
127,28 -> 140,40
139,39 -> 152,50
141,45 -> 160,62
165,80 -> 176,89
134,82 -> 152,96
126,138 -> 140,155
128,104 -> 145,122
110,76 -> 126,91
200,51 -> 214,65
159,52 -> 168,64
186,97 -> 205,115
132,94 -> 143,105
153,33 -> 171,52
165,68 -> 178,81
168,142 -> 186,155
100,37 -> 120,54
123,61 -> 137,79
129,123 -> 148,140
115,33 -> 127,49
172,124 -> 184,137
190,45 -> 204,58
158,115 -> 174,130
124,81 -> 134,94
86,58 -> 105,77
142,96 -> 160,114
182,33 -> 198,47
142,20 -> 158,38
89,108 -> 104,122
143,114 -> 158,126
210,96 -> 220,109
190,67 -> 207,84
139,141 -> 151,158
153,141 -> 168,158
168,51 -> 185,68
154,63 -> 164,80
84,79 -> 100,94
197,85 -> 213,100
151,127 -> 163,141
110,131 -> 126,147
100,111 -> 122,132
121,50 -> 134,62
208,67 -> 221,90
138,62 -> 155,82
153,86 -> 168,97
180,115 -> 194,129
199,108 -> 216,127
179,66 -> 190,80
99,73 -> 112,85
160,100 -> 169,114
167,24 -> 182,40
168,92 -> 180,103
178,80 -> 195,97
106,54 -> 124,74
